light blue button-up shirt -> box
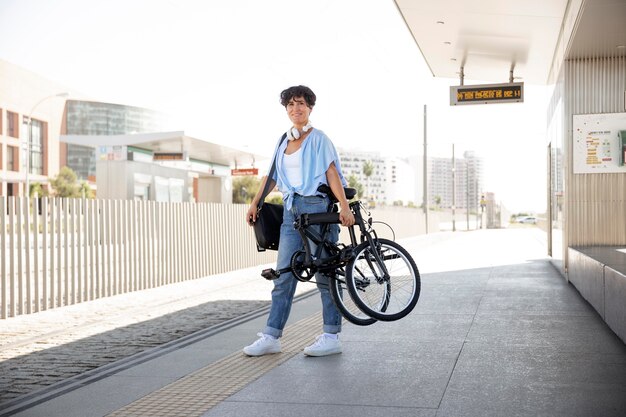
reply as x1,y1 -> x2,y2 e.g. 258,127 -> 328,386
270,129 -> 347,211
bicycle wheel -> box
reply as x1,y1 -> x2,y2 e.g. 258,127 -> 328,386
329,272 -> 377,326
346,238 -> 420,321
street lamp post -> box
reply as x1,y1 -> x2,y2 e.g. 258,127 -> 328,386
25,92 -> 69,196
451,143 -> 456,232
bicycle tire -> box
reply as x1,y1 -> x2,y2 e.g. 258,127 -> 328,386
328,273 -> 377,326
346,238 -> 420,321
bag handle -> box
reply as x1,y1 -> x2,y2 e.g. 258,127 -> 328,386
258,132 -> 288,209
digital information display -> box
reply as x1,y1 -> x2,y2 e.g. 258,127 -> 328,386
450,82 -> 524,105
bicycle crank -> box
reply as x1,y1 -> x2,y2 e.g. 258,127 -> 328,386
290,250 -> 316,282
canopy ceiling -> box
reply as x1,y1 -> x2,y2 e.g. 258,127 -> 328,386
394,0 -> 626,84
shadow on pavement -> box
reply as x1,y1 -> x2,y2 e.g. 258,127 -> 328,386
0,298 -> 269,406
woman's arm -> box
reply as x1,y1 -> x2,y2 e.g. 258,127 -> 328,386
326,162 -> 355,227
246,176 -> 276,225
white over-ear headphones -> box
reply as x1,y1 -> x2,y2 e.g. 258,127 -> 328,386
287,122 -> 312,141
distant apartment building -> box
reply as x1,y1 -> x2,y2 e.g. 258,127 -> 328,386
0,59 -> 73,196
338,149 -> 419,206
428,151 -> 484,210
385,156 -> 421,206
339,150 -> 386,204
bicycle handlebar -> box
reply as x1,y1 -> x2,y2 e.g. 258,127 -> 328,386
298,212 -> 341,227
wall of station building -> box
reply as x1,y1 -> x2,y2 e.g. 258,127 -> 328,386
547,55 -> 626,267
547,54 -> 626,342
562,56 -> 626,248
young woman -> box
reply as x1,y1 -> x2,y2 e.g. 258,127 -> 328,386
244,85 -> 355,357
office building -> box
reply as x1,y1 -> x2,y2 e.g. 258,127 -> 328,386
428,151 -> 484,210
0,59 -> 259,202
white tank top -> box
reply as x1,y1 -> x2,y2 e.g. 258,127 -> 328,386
283,148 -> 303,188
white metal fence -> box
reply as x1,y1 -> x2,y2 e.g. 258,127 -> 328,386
1,197 -> 436,319
1,197 -> 278,318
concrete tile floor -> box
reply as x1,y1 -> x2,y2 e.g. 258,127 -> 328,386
4,228 -> 626,417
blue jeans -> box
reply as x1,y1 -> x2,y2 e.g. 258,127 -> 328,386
263,194 -> 342,338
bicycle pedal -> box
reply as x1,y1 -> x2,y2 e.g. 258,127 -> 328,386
261,268 -> 280,280
340,247 -> 354,262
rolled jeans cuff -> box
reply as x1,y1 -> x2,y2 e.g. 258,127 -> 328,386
263,326 -> 283,339
322,324 -> 341,334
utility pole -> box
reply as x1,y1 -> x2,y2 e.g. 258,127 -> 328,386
452,143 -> 456,232
475,169 -> 479,229
423,105 -> 428,234
466,162 -> 470,231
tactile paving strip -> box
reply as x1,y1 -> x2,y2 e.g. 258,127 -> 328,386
107,313 -> 322,417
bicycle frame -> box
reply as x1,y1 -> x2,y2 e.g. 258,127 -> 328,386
279,188 -> 421,323
293,200 -> 390,280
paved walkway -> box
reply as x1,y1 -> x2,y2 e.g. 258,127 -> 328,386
1,228 -> 626,417
0,262 -> 311,404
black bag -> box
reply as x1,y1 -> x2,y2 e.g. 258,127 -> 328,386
253,133 -> 287,252
253,202 -> 283,251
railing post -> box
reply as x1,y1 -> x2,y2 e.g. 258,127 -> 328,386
33,197 -> 40,313
1,197 -> 7,319
17,197 -> 24,315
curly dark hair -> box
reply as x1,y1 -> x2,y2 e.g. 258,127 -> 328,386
280,85 -> 316,108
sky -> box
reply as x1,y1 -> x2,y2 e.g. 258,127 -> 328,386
0,0 -> 550,213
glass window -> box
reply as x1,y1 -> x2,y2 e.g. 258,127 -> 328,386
134,184 -> 150,201
67,144 -> 95,180
6,111 -> 18,138
24,117 -> 44,175
155,176 -> 170,202
169,178 -> 184,202
7,145 -> 17,171
133,173 -> 151,200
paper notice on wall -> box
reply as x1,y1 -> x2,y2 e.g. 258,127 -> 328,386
573,112 -> 626,173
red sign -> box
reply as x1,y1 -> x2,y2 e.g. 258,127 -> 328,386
231,168 -> 259,176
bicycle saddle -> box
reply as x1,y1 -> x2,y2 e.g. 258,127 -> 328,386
317,184 -> 357,202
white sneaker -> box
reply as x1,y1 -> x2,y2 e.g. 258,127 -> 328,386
243,333 -> 281,357
303,334 -> 342,357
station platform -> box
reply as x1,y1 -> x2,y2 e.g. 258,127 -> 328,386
2,228 -> 626,417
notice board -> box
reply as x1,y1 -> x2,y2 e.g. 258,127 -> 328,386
573,112 -> 626,173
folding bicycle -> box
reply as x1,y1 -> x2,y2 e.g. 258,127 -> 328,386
262,185 -> 421,325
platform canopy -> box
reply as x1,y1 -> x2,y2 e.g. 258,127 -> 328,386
60,131 -> 263,168
394,0 -> 626,84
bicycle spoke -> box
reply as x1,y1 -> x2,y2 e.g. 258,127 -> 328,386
346,239 -> 420,321
329,276 -> 376,326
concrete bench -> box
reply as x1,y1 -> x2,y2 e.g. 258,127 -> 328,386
568,246 -> 626,343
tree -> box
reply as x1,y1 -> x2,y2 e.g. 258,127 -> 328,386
50,166 -> 82,198
362,160 -> 374,201
29,182 -> 49,198
79,182 -> 95,199
266,195 -> 284,205
347,174 -> 364,199
232,176 -> 261,204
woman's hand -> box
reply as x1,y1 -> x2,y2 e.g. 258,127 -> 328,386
246,204 -> 257,226
325,163 -> 355,227
339,207 -> 355,227
246,176 -> 274,226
